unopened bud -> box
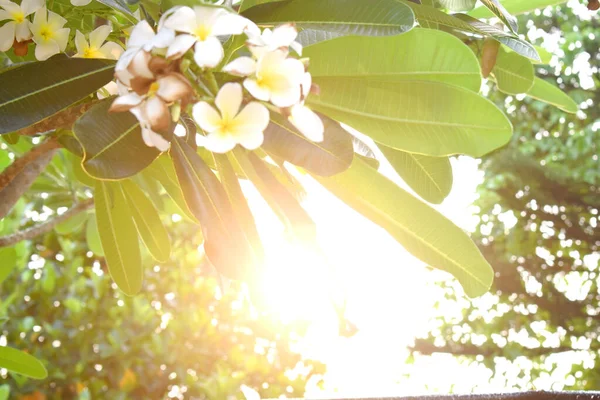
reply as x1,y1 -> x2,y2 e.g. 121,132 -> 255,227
589,0 -> 599,10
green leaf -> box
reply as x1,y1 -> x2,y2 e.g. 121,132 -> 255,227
41,265 -> 56,294
478,0 -> 518,33
170,138 -> 256,279
296,30 -> 344,47
239,0 -> 287,12
533,45 -> 553,65
492,47 -> 535,94
438,0 -> 477,12
470,0 -> 568,17
0,384 -> 9,400
0,55 -> 115,135
315,158 -> 493,297
0,346 -> 47,379
0,248 -> 17,285
96,0 -> 136,19
232,149 -> 316,241
380,145 -> 453,204
305,28 -> 482,92
307,79 -> 512,157
120,180 -> 171,262
86,214 -> 104,257
95,181 -> 143,295
526,77 -> 578,114
74,97 -> 164,180
242,0 -> 415,36
262,112 -> 353,177
55,210 -> 89,235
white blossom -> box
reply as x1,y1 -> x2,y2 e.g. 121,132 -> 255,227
288,72 -> 324,142
246,24 -> 302,59
0,0 -> 43,51
74,25 -> 123,59
29,7 -> 70,60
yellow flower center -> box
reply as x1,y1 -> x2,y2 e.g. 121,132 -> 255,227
11,11 -> 24,23
194,24 -> 211,41
39,25 -> 54,41
148,82 -> 160,96
83,47 -> 103,58
218,116 -> 237,135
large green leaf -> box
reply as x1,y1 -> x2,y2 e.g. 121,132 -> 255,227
470,0 -> 568,17
478,0 -> 518,33
492,47 -> 535,94
438,0 -> 477,11
239,0 -> 287,12
379,145 -> 453,204
232,149 -> 316,241
86,214 -> 104,257
0,346 -> 47,379
316,158 -> 493,297
305,28 -> 482,92
170,138 -> 257,279
0,55 -> 115,135
121,180 -> 171,262
74,98 -> 163,180
0,248 -> 16,285
307,79 -> 512,157
243,0 -> 415,36
95,181 -> 143,295
262,112 -> 354,177
526,77 -> 578,114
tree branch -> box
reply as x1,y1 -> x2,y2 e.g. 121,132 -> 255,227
0,137 -> 60,190
0,199 -> 94,247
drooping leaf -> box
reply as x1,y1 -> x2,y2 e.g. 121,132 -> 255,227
481,38 -> 501,78
120,180 -> 171,262
86,214 -> 104,257
315,158 -> 493,297
492,47 -> 535,94
307,79 -> 512,157
170,138 -> 256,279
470,0 -> 568,17
0,346 -> 47,379
74,97 -> 164,180
305,29 -> 482,92
95,181 -> 143,295
0,55 -> 115,134
213,153 -> 264,261
379,145 -> 453,204
0,248 -> 17,285
526,77 -> 578,114
438,0 -> 477,12
242,0 -> 415,36
232,149 -> 316,241
478,0 -> 518,33
261,112 -> 353,177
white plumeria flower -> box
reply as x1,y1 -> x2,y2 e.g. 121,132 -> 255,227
246,24 -> 302,59
97,80 -> 128,99
29,7 -> 70,61
71,0 -> 92,6
192,83 -> 270,153
0,0 -> 44,52
115,20 -> 175,85
131,107 -> 172,152
163,5 -> 252,68
75,25 -> 123,59
288,72 -> 324,142
223,49 -> 305,108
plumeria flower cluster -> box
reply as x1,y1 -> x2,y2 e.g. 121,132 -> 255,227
0,0 -> 122,61
109,4 -> 324,154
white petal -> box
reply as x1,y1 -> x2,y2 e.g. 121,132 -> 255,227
74,30 -> 87,56
15,21 -> 31,41
128,50 -> 153,78
301,72 -> 312,98
21,0 -> 44,15
97,81 -> 119,99
148,27 -> 175,50
0,22 -> 15,52
157,6 -> 181,30
144,96 -> 170,132
128,21 -> 155,49
34,41 -> 59,60
237,130 -> 264,150
54,28 -> 70,51
99,41 -> 124,59
212,13 -> 252,36
192,101 -> 222,133
193,6 -> 226,32
244,20 -> 261,37
166,33 -> 196,59
115,47 -> 137,71
290,40 -> 302,56
140,126 -> 154,147
215,82 -> 242,121
279,57 -> 306,84
89,25 -> 111,49
0,1 -> 21,16
222,56 -> 256,77
0,10 -> 12,21
71,0 -> 92,6
289,104 -> 324,142
47,10 -> 66,30
109,93 -> 143,112
31,6 -> 46,27
156,74 -> 190,102
243,78 -> 271,102
270,84 -> 301,108
271,24 -> 298,48
193,36 -> 223,68
148,129 -> 170,151
202,132 -> 236,153
163,6 -> 196,34
232,102 -> 270,135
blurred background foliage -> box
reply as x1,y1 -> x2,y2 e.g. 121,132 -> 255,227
411,0 -> 600,391
0,146 -> 323,399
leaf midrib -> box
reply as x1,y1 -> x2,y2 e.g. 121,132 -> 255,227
87,123 -> 139,161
